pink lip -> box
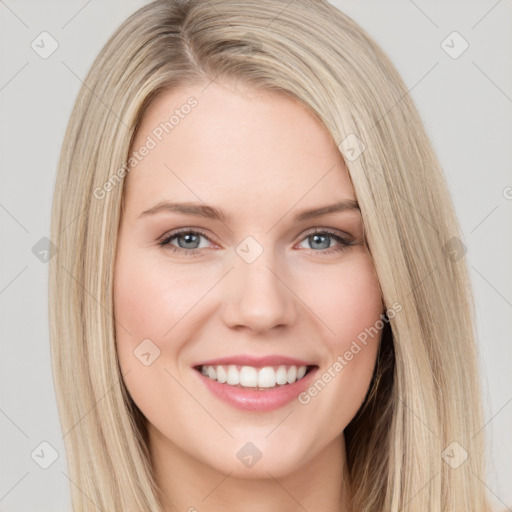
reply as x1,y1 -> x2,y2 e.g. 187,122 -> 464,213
193,354 -> 314,368
193,366 -> 319,412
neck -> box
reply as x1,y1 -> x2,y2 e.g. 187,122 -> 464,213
149,424 -> 352,512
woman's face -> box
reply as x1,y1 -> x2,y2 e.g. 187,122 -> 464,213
114,80 -> 384,478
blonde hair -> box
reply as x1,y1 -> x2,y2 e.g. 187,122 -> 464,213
49,0 -> 492,510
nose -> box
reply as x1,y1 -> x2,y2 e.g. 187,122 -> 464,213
222,249 -> 298,334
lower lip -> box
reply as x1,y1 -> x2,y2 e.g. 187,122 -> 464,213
194,367 -> 318,412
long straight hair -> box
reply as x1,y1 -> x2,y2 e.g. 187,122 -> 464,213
49,1 -> 492,510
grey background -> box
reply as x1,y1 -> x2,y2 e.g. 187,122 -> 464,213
1,0 -> 510,510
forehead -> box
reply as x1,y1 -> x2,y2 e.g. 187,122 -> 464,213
124,81 -> 354,216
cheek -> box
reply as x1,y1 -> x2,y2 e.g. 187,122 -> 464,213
113,247 -> 179,381
298,252 -> 383,348
293,253 -> 383,422
113,249 -> 207,349
332,260 -> 382,346
112,249 -> 201,426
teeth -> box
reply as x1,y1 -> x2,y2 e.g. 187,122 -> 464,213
216,366 -> 227,383
227,365 -> 240,385
275,365 -> 288,385
240,366 -> 258,387
287,365 -> 297,383
258,367 -> 275,388
199,364 -> 309,388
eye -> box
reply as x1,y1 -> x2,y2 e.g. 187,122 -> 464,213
296,228 -> 355,255
158,228 -> 213,257
158,227 -> 358,257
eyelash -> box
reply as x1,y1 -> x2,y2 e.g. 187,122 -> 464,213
157,227 -> 356,257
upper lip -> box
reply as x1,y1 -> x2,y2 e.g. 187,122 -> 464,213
193,354 -> 317,368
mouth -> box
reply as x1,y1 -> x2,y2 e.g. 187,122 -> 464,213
193,363 -> 318,390
192,362 -> 319,412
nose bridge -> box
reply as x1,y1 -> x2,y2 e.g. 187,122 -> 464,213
223,235 -> 297,332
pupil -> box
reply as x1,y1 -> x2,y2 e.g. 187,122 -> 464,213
180,233 -> 199,249
311,234 -> 329,250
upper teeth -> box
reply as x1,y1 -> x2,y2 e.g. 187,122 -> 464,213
200,364 -> 308,388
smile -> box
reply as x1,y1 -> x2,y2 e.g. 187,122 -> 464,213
197,364 -> 311,388
193,363 -> 319,412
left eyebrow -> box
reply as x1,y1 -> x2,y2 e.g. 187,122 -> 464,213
292,199 -> 360,221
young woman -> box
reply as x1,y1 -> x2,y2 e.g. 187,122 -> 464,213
49,1 -> 493,510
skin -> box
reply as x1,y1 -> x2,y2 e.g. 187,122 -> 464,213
114,80 -> 384,512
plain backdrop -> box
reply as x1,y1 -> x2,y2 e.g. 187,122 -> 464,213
1,1 -> 511,510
